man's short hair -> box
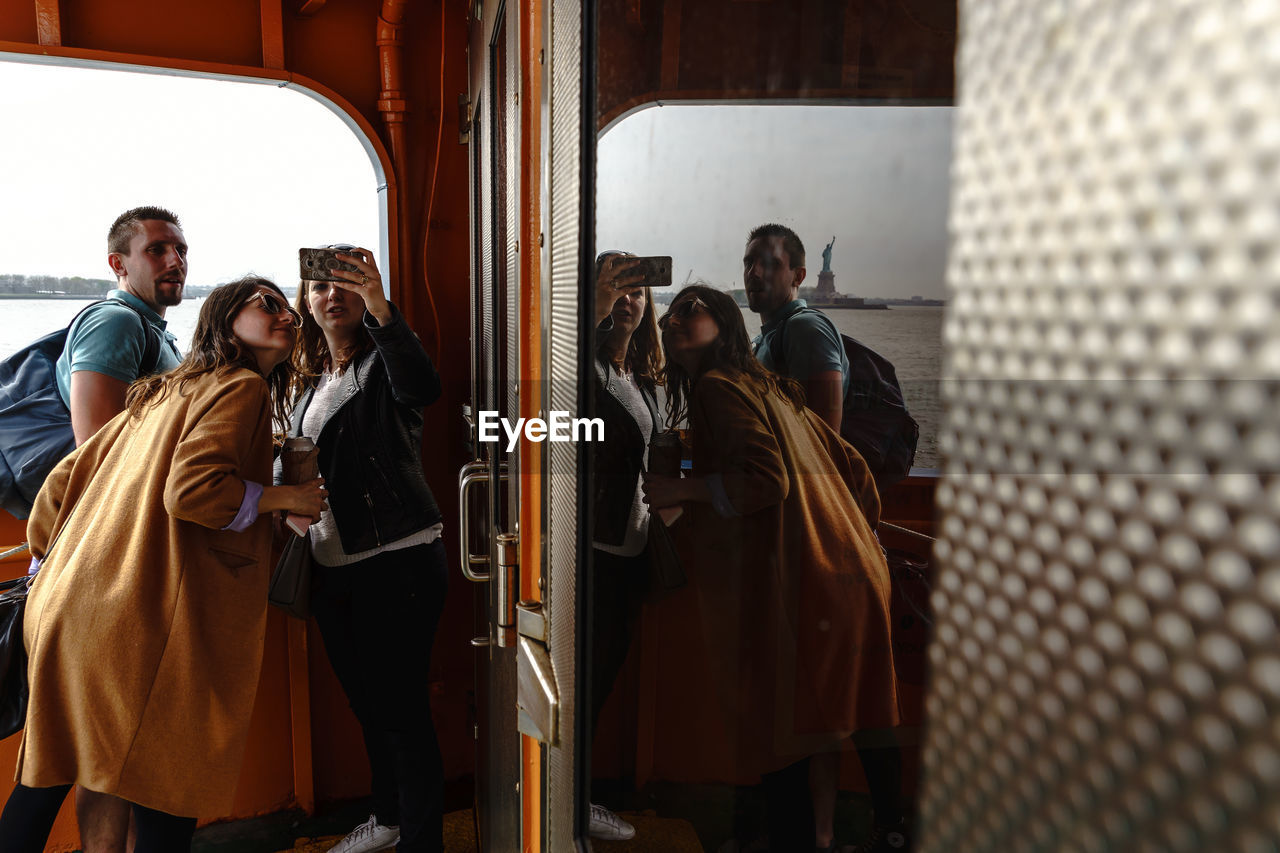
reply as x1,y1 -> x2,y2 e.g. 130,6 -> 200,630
747,223 -> 806,270
108,206 -> 182,255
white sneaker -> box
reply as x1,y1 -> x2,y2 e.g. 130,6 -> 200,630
328,814 -> 401,853
588,803 -> 636,841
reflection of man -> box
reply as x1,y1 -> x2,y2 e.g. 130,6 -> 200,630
747,224 -> 910,851
54,205 -> 185,853
744,223 -> 848,430
57,206 -> 185,444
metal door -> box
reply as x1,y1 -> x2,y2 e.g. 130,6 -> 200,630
461,3 -> 522,850
463,1 -> 591,849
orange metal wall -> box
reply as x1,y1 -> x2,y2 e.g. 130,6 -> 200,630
596,0 -> 956,128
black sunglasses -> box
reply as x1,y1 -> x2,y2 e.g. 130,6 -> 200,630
244,291 -> 303,328
657,296 -> 709,329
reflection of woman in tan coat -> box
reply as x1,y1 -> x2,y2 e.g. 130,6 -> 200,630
643,285 -> 900,852
0,278 -> 327,852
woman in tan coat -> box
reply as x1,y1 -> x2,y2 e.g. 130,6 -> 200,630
0,277 -> 328,852
643,285 -> 900,852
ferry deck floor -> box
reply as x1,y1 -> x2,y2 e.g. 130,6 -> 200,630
186,780 -> 880,853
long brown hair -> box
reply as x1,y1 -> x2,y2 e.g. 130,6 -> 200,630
660,284 -> 804,427
290,278 -> 374,400
126,277 -> 300,439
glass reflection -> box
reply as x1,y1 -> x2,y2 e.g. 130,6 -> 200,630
590,9 -> 953,849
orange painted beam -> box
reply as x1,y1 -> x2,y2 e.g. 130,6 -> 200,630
33,0 -> 61,47
260,0 -> 285,69
521,1 -> 545,848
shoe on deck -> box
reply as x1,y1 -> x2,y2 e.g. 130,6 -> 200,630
852,820 -> 911,853
327,813 -> 401,853
588,803 -> 636,841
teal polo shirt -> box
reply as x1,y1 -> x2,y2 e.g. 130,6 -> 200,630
55,289 -> 183,407
751,299 -> 850,398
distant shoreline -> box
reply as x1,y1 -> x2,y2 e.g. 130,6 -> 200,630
0,293 -> 209,300
0,293 -> 104,300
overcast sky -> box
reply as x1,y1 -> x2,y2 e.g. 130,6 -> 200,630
597,104 -> 953,300
0,58 -> 380,287
1,59 -> 952,302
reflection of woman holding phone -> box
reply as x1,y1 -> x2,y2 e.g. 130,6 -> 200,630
0,278 -> 324,852
643,285 -> 902,852
287,246 -> 446,853
585,251 -> 664,842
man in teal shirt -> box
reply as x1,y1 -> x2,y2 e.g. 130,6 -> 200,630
56,206 -> 185,445
745,223 -> 849,431
52,205 -> 185,851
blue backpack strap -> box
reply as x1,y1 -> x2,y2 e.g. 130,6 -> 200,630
61,296 -> 164,376
772,305 -> 918,489
105,297 -> 163,375
769,305 -> 841,378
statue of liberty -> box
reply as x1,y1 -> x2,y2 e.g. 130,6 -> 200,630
821,236 -> 835,273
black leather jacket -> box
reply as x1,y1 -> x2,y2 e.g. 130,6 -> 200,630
591,355 -> 660,548
287,303 -> 443,554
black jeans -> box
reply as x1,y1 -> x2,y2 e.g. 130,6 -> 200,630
311,540 -> 449,853
0,783 -> 196,852
588,547 -> 650,734
761,757 -> 817,852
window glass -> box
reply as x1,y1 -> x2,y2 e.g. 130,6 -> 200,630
597,104 -> 951,469
0,59 -> 380,358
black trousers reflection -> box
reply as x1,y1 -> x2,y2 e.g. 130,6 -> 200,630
311,540 -> 449,853
589,547 -> 650,734
762,757 -> 817,852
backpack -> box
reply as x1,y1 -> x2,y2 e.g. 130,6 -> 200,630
0,299 -> 161,519
767,306 -> 919,491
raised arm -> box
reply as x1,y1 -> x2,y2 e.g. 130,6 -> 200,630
365,303 -> 442,407
325,248 -> 441,407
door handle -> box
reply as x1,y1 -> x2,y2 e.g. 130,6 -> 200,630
457,460 -> 508,582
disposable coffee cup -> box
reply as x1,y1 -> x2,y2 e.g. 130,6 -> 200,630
280,437 -> 320,537
648,431 -> 683,477
281,437 -> 319,485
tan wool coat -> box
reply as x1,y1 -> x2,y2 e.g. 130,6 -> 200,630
20,368 -> 276,818
672,368 -> 900,777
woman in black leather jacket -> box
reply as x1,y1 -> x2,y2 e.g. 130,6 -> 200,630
586,251 -> 664,842
286,246 -> 446,853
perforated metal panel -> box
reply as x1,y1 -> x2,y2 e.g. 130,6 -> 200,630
543,0 -> 584,848
921,2 -> 1280,851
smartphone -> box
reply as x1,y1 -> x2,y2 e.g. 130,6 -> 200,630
627,255 -> 673,288
299,247 -> 360,282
